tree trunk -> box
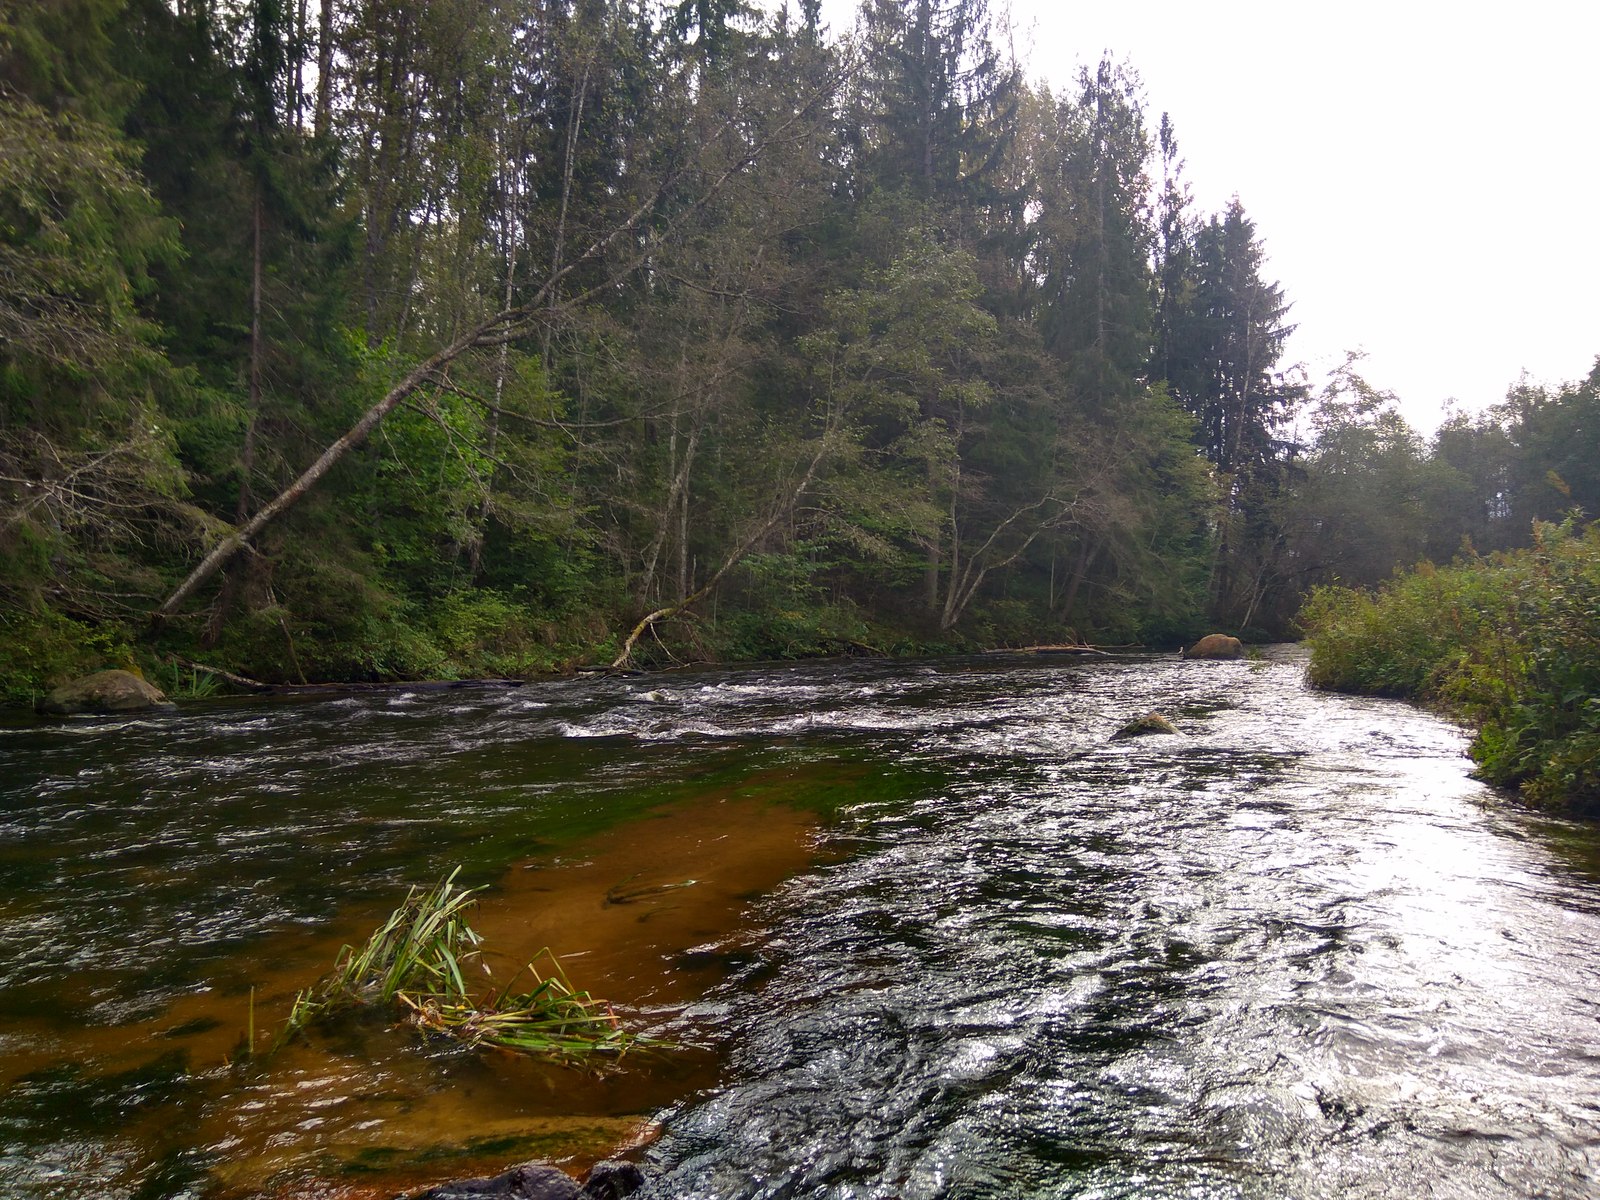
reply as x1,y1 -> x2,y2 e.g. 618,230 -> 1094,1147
638,406 -> 701,607
239,185 -> 264,523
150,70 -> 848,628
1058,537 -> 1098,624
314,0 -> 332,140
467,132 -> 519,582
152,315 -> 521,628
292,0 -> 307,131
676,475 -> 691,600
938,495 -> 1077,631
544,47 -> 593,370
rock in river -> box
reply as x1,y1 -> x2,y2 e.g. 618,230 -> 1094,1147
39,669 -> 172,715
408,1159 -> 645,1200
1181,633 -> 1244,660
1111,711 -> 1181,740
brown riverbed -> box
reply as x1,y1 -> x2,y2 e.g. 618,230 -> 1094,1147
10,655 -> 1600,1200
4,773 -> 827,1199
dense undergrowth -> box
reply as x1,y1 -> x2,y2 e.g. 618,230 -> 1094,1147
0,587 -> 1067,708
0,532 -> 1183,705
1301,519 -> 1600,815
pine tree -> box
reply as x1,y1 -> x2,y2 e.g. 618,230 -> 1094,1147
0,0 -> 191,625
1031,58 -> 1155,405
851,0 -> 1020,234
1151,111 -> 1193,388
1158,197 -> 1304,625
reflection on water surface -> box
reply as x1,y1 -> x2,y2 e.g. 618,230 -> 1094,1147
3,648 -> 1600,1198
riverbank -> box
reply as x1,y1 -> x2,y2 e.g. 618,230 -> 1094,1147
1,590 -> 1175,712
1300,518 -> 1600,816
0,596 -> 984,710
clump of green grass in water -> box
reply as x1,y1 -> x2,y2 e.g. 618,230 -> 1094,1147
275,869 -> 642,1065
164,662 -> 223,699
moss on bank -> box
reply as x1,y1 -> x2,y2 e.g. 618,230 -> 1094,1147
1300,519 -> 1600,815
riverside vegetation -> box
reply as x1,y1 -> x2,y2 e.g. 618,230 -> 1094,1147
1301,520 -> 1600,815
2,0 -> 1597,740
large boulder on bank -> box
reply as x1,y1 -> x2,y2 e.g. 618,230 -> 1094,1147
1111,711 -> 1181,740
1181,634 -> 1244,660
410,1160 -> 645,1200
38,669 -> 171,715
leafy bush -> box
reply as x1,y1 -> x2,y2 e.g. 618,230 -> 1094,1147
425,589 -> 596,677
711,602 -> 879,662
0,606 -> 139,704
1301,520 -> 1600,814
1300,564 -> 1511,697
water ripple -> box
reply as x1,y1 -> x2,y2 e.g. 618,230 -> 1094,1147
4,651 -> 1600,1197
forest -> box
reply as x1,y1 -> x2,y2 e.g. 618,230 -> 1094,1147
3,0 -> 1598,700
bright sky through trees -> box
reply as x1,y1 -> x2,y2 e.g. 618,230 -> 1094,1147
813,0 -> 1598,430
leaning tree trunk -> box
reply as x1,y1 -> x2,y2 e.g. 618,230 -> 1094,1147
151,316 -> 520,627
148,71 -> 849,630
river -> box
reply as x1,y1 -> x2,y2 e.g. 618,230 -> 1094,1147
2,647 -> 1598,1198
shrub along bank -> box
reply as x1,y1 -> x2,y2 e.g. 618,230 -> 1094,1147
1300,520 -> 1600,815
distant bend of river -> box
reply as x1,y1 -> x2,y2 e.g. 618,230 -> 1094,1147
2,646 -> 1599,1199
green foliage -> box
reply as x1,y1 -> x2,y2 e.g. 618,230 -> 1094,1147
197,540 -> 446,683
1300,572 -> 1503,698
159,661 -> 223,700
426,589 -> 593,678
852,0 -> 1022,219
0,97 -> 175,390
1032,59 -> 1155,392
29,0 -> 1596,697
1302,521 -> 1600,814
0,88 -> 194,621
0,605 -> 137,705
712,602 -> 880,662
0,0 -> 134,121
1291,358 -> 1434,590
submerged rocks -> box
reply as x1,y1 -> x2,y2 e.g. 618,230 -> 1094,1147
409,1160 -> 645,1200
1181,634 -> 1244,660
1111,711 -> 1181,740
38,669 -> 171,715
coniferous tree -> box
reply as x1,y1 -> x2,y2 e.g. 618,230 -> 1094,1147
1151,111 -> 1193,388
1159,197 -> 1304,625
0,0 -> 192,630
1032,58 -> 1154,404
850,0 -> 1020,235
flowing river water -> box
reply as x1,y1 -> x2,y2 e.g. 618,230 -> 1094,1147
2,647 -> 1600,1199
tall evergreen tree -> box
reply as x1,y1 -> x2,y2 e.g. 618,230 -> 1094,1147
0,0 -> 191,628
1165,199 -> 1299,476
1159,197 -> 1304,624
850,0 -> 1020,240
1151,111 -> 1193,388
1031,58 -> 1154,404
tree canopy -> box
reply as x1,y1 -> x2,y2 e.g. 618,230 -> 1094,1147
0,0 -> 1592,696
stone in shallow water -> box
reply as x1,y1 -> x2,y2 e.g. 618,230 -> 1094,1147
1181,633 -> 1244,659
1111,711 -> 1181,740
38,669 -> 171,715
409,1159 -> 645,1200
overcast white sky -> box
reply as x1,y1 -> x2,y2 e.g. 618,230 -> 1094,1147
812,0 -> 1600,432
